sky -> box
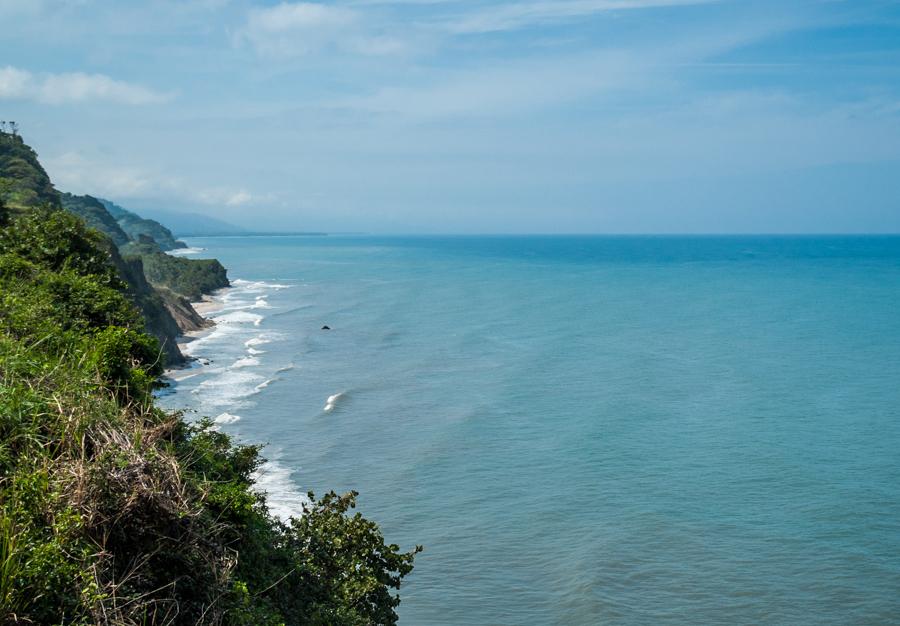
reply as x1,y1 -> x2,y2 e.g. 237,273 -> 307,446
2,0 -> 900,233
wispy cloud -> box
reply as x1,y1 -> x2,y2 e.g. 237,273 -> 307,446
444,0 -> 719,34
0,66 -> 172,105
238,2 -> 407,57
344,50 -> 642,117
44,152 -> 267,208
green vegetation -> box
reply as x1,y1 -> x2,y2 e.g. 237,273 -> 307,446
1,131 -> 230,363
0,138 -> 420,624
120,241 -> 229,301
100,198 -> 187,251
60,193 -> 131,247
0,133 -> 59,211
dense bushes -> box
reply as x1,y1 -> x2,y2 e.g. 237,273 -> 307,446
0,207 -> 419,624
121,242 -> 230,301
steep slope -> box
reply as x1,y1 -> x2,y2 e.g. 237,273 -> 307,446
0,131 -> 186,363
100,197 -> 187,250
60,192 -> 131,247
59,193 -> 228,333
0,132 -> 59,209
0,206 -> 419,625
120,240 -> 229,301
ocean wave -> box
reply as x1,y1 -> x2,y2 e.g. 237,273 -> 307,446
214,412 -> 241,424
252,297 -> 271,309
252,458 -> 311,521
247,347 -> 266,355
166,247 -> 205,256
196,369 -> 266,409
255,378 -> 275,391
214,311 -> 264,326
323,392 -> 344,413
180,323 -> 244,357
276,364 -> 295,373
245,335 -> 273,348
231,356 -> 260,369
232,279 -> 293,291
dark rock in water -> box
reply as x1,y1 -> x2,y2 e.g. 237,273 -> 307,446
321,325 -> 331,330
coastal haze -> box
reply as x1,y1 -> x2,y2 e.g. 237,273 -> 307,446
158,235 -> 900,624
4,0 -> 900,624
2,0 -> 900,233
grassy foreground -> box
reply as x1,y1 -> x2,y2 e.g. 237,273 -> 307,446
0,199 -> 419,623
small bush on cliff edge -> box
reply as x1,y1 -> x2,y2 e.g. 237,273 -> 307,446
0,208 -> 420,625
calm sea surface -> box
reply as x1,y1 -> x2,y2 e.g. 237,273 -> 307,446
158,235 -> 900,625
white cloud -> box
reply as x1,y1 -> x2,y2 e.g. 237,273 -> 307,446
239,1 -> 407,56
346,50 -> 641,117
0,66 -> 172,105
45,152 -> 154,197
43,152 -> 267,208
446,0 -> 718,34
195,188 -> 258,206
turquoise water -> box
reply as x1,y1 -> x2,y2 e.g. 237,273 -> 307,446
159,236 -> 900,625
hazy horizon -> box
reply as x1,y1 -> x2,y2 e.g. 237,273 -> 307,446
2,0 -> 899,233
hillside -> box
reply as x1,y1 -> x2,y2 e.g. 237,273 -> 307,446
61,192 -> 229,316
0,132 -> 191,363
0,132 -> 59,209
120,240 -> 229,301
60,192 -> 131,247
0,132 -> 420,624
100,198 -> 187,251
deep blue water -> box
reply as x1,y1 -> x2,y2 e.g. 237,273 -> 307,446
159,235 -> 900,625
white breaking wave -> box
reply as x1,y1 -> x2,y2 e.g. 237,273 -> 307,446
214,412 -> 241,424
166,274 -> 309,521
252,458 -> 311,521
196,369 -> 266,410
245,335 -> 273,348
323,392 -> 344,413
166,247 -> 205,256
276,364 -> 295,373
214,311 -> 264,326
180,323 -> 243,357
232,279 -> 293,291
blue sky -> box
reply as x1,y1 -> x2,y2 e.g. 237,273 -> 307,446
2,0 -> 900,233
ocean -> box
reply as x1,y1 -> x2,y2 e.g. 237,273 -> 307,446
157,235 -> 900,625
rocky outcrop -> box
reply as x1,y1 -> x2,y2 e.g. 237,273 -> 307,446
158,288 -> 214,333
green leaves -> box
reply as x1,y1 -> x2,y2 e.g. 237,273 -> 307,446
0,177 -> 418,624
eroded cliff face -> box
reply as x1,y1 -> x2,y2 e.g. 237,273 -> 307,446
158,288 -> 215,333
108,247 -> 188,364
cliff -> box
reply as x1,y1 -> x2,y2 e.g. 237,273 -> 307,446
100,197 -> 187,251
0,132 -> 59,209
0,130 -> 419,624
0,203 -> 418,625
60,192 -> 131,246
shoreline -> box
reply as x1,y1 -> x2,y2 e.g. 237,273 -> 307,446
157,277 -> 311,519
165,289 -> 231,377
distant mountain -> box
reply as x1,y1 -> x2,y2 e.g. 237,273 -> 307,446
98,198 -> 187,250
124,208 -> 247,237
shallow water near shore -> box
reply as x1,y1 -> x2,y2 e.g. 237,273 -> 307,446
157,235 -> 900,625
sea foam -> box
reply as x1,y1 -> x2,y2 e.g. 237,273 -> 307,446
323,392 -> 344,413
252,458 -> 311,521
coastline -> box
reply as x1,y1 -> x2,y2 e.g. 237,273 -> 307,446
158,277 -> 311,520
164,289 -> 230,377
